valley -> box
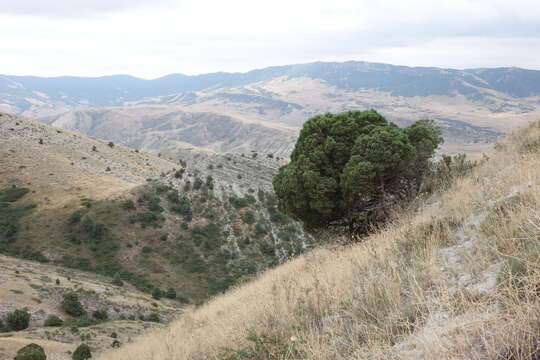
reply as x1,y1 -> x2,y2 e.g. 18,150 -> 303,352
0,113 -> 316,359
4,62 -> 540,157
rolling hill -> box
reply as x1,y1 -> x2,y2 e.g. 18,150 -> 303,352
4,61 -> 540,155
0,112 -> 318,358
95,119 -> 540,360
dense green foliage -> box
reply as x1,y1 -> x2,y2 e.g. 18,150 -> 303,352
72,344 -> 92,360
62,292 -> 86,317
44,314 -> 64,327
273,110 -> 442,237
14,343 -> 46,360
6,308 -> 31,331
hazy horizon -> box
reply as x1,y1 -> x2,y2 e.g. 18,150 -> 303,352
2,0 -> 540,79
2,59 -> 539,80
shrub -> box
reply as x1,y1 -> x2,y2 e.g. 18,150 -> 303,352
6,309 -> 31,331
92,309 -> 108,321
112,273 -> 123,286
14,343 -> 46,360
165,287 -> 176,299
146,313 -> 160,323
44,314 -> 64,327
193,177 -> 203,190
170,197 -> 192,221
72,343 -> 92,360
177,294 -> 190,304
242,211 -> 256,225
174,169 -> 185,179
141,245 -> 152,254
67,210 -> 84,225
152,288 -> 162,300
107,141 -> 114,148
121,200 -> 135,210
62,292 -> 86,317
206,176 -> 214,190
254,223 -> 268,237
229,195 -> 256,209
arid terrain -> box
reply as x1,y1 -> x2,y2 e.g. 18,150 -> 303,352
4,62 -> 540,156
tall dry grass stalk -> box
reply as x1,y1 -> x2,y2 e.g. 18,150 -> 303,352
99,121 -> 540,360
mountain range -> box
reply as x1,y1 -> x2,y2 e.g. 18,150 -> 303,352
3,61 -> 540,155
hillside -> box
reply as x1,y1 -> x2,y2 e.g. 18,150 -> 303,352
0,113 -> 317,357
39,106 -> 298,157
0,254 -> 172,360
4,61 -> 540,155
96,120 -> 540,359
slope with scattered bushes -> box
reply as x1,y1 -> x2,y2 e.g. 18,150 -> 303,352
98,120 -> 540,359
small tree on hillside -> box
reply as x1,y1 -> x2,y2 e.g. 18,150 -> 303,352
6,309 -> 31,331
273,110 -> 442,239
62,292 -> 86,317
72,343 -> 92,360
14,343 -> 46,360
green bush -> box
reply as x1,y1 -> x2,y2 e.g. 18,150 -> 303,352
112,273 -> 123,286
165,287 -> 176,299
121,200 -> 135,210
62,292 -> 86,317
152,288 -> 162,300
44,314 -> 64,327
128,211 -> 159,226
146,313 -> 160,323
7,309 -> 31,331
193,177 -> 203,190
174,169 -> 185,179
14,343 -> 46,360
67,210 -> 84,225
206,176 -> 214,190
242,211 -> 256,225
141,245 -> 152,254
170,197 -> 192,221
254,223 -> 268,237
72,343 -> 91,360
92,309 -> 108,321
229,195 -> 256,209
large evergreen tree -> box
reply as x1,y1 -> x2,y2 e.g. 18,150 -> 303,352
273,110 -> 442,238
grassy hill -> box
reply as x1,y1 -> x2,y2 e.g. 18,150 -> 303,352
0,112 -> 319,358
96,120 -> 540,359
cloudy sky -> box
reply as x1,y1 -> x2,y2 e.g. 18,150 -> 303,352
1,0 -> 539,78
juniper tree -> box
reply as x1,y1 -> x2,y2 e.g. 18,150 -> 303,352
273,110 -> 442,238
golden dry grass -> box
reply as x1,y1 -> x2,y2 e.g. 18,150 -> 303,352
93,120 -> 540,360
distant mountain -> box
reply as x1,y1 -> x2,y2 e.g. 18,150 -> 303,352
3,61 -> 540,154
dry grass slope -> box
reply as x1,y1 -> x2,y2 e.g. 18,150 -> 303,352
99,120 -> 540,360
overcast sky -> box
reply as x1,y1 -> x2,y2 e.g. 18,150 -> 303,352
1,0 -> 539,78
